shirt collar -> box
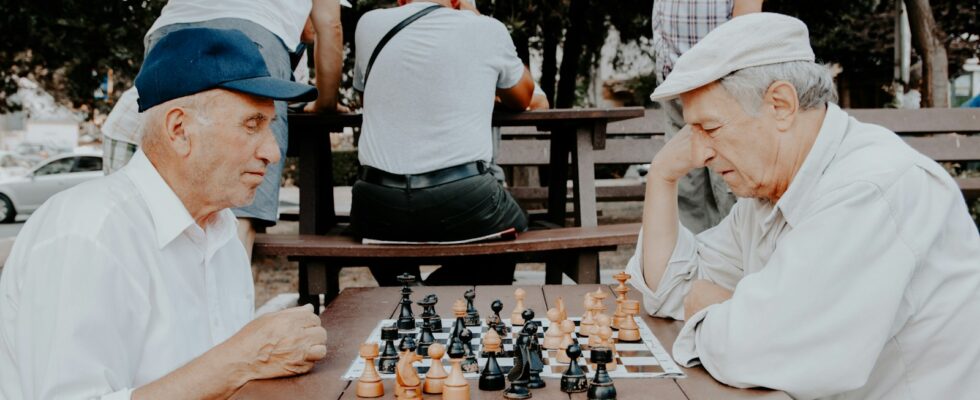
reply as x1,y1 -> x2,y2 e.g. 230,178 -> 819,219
761,103 -> 849,230
122,150 -> 235,250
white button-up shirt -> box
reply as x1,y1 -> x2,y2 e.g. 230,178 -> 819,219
626,104 -> 980,399
0,151 -> 254,400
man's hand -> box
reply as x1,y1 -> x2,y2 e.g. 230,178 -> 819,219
683,279 -> 734,320
648,124 -> 703,185
304,101 -> 350,114
225,304 -> 328,380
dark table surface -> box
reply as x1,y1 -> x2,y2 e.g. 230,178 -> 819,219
231,284 -> 790,400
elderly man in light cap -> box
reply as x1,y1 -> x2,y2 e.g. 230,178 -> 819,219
0,28 -> 328,399
625,13 -> 980,399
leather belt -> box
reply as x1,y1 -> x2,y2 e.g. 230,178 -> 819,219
359,161 -> 488,190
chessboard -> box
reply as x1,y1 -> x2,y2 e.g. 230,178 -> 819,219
342,317 -> 685,381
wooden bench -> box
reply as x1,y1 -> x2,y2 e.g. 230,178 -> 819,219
498,108 -> 980,203
254,224 -> 640,312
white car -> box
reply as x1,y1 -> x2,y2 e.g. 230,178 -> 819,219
0,154 -> 104,223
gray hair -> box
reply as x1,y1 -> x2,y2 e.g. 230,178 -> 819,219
719,61 -> 837,114
140,91 -> 219,151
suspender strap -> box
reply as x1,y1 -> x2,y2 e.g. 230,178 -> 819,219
363,4 -> 443,87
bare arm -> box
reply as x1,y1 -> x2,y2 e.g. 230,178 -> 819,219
732,0 -> 764,17
308,0 -> 344,113
133,305 -> 327,400
496,67 -> 535,111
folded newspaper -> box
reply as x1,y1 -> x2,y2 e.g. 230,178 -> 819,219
361,227 -> 518,245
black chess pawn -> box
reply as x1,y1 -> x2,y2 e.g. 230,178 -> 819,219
560,344 -> 588,393
463,288 -> 480,326
378,325 -> 400,374
396,273 -> 416,330
459,328 -> 480,373
415,300 -> 436,357
522,309 -> 544,360
488,299 -> 509,335
523,323 -> 546,389
587,347 -> 617,400
425,294 -> 443,331
479,334 -> 505,391
503,335 -> 532,399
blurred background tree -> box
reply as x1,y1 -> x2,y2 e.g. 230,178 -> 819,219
0,0 -> 975,114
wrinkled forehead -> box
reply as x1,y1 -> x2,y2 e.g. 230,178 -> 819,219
679,82 -> 743,125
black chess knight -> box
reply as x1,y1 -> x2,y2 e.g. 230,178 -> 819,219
424,294 -> 442,331
503,333 -> 533,399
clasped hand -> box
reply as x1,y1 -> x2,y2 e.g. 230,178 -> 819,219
648,124 -> 705,184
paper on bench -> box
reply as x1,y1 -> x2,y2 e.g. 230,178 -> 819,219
361,228 -> 518,245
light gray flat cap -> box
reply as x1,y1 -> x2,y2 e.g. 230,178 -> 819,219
650,13 -> 815,102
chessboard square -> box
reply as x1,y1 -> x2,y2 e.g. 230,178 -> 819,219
620,357 -> 661,366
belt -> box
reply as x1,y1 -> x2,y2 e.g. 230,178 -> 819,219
359,161 -> 488,190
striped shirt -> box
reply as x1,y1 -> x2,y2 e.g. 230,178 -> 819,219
651,0 -> 733,80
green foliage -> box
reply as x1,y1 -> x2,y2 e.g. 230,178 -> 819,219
0,0 -> 166,114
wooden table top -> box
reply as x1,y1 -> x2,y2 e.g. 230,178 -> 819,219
230,285 -> 789,400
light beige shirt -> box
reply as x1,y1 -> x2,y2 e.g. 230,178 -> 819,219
0,151 -> 253,399
626,103 -> 980,399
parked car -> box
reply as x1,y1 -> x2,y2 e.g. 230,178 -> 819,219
0,153 -> 103,223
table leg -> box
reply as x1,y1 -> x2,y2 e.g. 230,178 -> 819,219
546,128 -> 572,226
299,131 -> 335,235
571,126 -> 599,228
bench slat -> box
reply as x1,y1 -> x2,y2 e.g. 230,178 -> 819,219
253,223 -> 640,258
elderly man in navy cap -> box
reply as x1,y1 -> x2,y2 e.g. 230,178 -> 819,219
0,28 -> 326,399
625,13 -> 980,399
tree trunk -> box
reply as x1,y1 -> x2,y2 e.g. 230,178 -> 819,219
540,10 -> 559,106
555,0 -> 587,108
903,0 -> 949,107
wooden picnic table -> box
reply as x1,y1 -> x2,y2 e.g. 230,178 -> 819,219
230,285 -> 790,399
286,107 -> 645,235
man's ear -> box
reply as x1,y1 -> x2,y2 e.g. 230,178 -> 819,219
450,0 -> 461,9
397,0 -> 409,5
763,80 -> 798,131
163,107 -> 192,157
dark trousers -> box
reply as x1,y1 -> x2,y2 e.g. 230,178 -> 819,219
350,172 -> 528,286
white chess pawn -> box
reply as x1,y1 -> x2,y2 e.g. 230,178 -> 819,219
543,307 -> 563,350
555,319 -> 576,364
511,288 -> 526,325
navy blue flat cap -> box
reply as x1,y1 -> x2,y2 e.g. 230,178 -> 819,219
135,27 -> 317,112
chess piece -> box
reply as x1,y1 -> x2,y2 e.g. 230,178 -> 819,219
612,272 -> 631,330
357,342 -> 384,398
487,299 -> 509,335
416,300 -> 436,357
591,288 -> 610,323
522,322 -> 546,389
379,325 -> 400,374
580,292 -> 595,336
617,299 -> 641,342
395,349 -> 424,399
503,333 -> 532,399
425,294 -> 443,331
590,322 -> 617,372
588,314 -> 610,348
519,309 -> 542,358
463,288 -> 480,326
479,328 -> 505,391
556,296 -> 567,321
559,344 -> 588,393
459,328 -> 480,373
555,319 -> 576,363
511,288 -> 526,325
399,333 -> 417,353
451,299 -> 467,341
542,307 -> 563,350
443,333 -> 470,400
423,343 -> 448,394
396,273 -> 416,330
587,347 -> 617,400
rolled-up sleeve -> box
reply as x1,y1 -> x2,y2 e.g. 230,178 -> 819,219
673,182 -> 918,399
626,202 -> 746,320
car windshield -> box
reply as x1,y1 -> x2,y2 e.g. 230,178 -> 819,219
34,158 -> 75,176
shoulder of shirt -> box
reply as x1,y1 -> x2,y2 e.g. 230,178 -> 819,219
27,172 -> 146,239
